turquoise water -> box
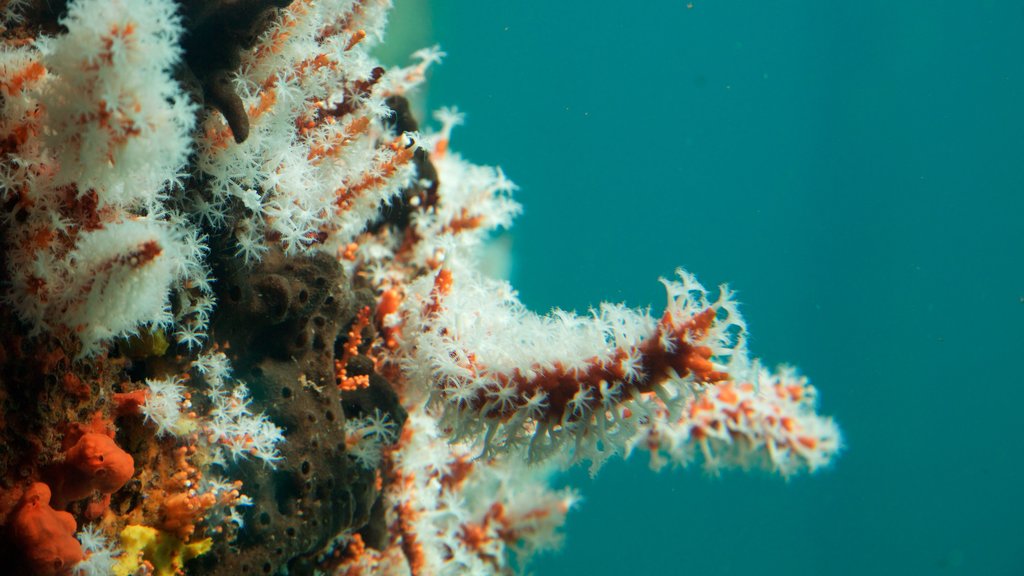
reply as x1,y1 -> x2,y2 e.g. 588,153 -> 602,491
414,2 -> 1024,575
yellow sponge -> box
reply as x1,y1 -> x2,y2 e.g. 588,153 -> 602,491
114,525 -> 212,576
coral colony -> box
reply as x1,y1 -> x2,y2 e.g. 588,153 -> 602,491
0,0 -> 840,574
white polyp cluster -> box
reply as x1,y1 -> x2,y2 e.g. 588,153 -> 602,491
401,253 -> 840,475
60,218 -> 189,356
633,364 -> 843,476
72,524 -> 120,576
0,0 -> 208,356
0,0 -> 29,27
194,0 -> 431,260
197,475 -> 255,530
141,374 -> 188,437
193,351 -> 285,468
344,408 -> 398,469
406,150 -> 521,268
38,0 -> 195,206
383,410 -> 577,574
143,352 -> 287,465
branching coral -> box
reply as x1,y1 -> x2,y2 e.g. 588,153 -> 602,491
0,0 -> 841,574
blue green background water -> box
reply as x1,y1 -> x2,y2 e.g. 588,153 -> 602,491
386,2 -> 1024,574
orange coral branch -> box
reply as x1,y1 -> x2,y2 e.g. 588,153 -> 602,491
336,306 -> 372,391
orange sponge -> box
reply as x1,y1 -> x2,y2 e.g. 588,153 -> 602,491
52,432 -> 134,508
10,482 -> 83,576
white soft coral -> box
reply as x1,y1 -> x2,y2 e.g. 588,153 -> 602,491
59,217 -> 190,356
195,352 -> 285,467
38,0 -> 195,207
0,0 -> 206,356
72,524 -> 120,576
194,0 -> 430,260
141,374 -> 188,436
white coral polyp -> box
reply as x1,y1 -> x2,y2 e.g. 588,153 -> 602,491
39,0 -> 194,207
60,218 -> 186,356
